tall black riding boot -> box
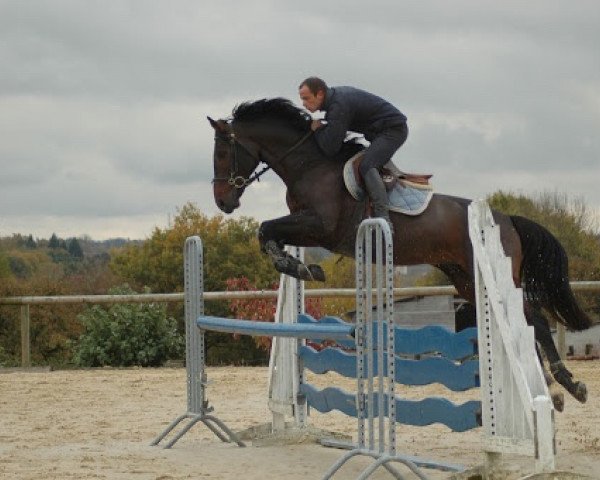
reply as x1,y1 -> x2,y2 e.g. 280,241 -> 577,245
363,168 -> 394,236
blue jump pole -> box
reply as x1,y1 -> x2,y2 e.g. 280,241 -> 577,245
197,316 -> 355,340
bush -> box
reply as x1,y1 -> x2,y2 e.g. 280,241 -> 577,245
73,285 -> 183,367
0,344 -> 16,367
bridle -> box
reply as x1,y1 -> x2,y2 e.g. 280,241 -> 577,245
212,126 -> 313,189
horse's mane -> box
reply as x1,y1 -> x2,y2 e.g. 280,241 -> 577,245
232,97 -> 364,160
232,98 -> 311,132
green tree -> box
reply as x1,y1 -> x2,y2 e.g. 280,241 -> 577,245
110,202 -> 278,295
67,238 -> 84,259
24,235 -> 36,249
48,233 -> 60,249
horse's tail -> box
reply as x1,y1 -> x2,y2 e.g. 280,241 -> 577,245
510,215 -> 592,331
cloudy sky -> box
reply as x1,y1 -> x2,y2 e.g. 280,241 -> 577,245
1,1 -> 599,240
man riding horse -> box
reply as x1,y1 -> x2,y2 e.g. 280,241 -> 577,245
209,96 -> 593,410
298,77 -> 408,235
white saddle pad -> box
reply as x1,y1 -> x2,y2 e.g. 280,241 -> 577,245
343,159 -> 434,216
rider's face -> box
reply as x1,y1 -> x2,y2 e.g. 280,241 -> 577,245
299,85 -> 325,113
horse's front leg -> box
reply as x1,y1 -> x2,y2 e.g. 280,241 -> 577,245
258,212 -> 327,282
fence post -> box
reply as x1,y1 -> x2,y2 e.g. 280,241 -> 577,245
20,304 -> 31,368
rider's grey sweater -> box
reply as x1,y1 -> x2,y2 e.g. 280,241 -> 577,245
314,86 -> 407,156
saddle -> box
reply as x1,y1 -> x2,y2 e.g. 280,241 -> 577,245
343,152 -> 434,216
350,152 -> 432,189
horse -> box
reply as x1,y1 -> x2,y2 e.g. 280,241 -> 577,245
208,97 -> 593,411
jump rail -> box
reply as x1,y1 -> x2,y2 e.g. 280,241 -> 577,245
196,316 -> 354,339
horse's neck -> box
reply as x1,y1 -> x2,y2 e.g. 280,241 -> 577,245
260,133 -> 325,185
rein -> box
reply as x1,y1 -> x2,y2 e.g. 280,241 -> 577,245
212,128 -> 313,189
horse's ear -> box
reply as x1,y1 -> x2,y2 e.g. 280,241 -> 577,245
207,116 -> 219,130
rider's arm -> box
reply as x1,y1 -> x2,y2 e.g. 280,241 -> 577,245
313,102 -> 350,156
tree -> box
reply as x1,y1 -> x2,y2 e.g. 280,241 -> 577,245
67,238 -> 84,259
226,276 -> 322,352
487,191 -> 600,281
48,233 -> 60,249
306,255 -> 356,318
0,233 -> 136,366
110,202 -> 278,295
24,235 -> 36,249
6,250 -> 52,279
0,251 -> 12,279
488,191 -> 600,319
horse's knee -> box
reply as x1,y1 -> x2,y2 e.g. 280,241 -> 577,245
258,222 -> 281,251
258,221 -> 271,244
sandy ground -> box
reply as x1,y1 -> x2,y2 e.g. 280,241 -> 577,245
0,361 -> 598,480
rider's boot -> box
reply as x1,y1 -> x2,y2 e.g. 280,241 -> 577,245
363,168 -> 394,236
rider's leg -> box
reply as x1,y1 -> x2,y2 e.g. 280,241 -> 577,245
363,168 -> 394,233
359,124 -> 408,234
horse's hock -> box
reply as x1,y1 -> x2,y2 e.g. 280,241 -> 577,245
151,205 -> 570,479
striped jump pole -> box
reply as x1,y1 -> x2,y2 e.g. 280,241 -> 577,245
323,218 -> 434,480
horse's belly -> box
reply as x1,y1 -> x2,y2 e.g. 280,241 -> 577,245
391,196 -> 471,267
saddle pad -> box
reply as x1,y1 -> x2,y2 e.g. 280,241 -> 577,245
343,159 -> 434,216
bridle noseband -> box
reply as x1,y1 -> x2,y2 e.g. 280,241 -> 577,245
212,127 -> 312,189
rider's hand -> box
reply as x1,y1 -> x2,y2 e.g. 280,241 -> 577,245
310,120 -> 323,131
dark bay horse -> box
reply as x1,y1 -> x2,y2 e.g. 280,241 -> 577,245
208,97 -> 592,410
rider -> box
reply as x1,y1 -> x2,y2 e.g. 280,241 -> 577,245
298,76 -> 408,234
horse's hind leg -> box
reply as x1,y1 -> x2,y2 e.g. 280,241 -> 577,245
438,264 -> 572,410
525,303 -> 587,405
534,343 -> 565,412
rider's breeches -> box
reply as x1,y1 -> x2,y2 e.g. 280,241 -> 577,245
359,123 -> 408,177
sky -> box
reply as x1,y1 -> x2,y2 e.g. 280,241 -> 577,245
0,1 -> 599,240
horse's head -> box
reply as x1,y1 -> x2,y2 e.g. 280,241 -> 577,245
208,99 -> 313,213
208,117 -> 261,214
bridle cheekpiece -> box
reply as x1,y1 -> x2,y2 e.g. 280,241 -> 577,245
212,125 -> 312,190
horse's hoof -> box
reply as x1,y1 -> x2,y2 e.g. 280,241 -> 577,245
551,392 -> 565,412
297,264 -> 315,281
308,264 -> 326,282
574,382 -> 588,403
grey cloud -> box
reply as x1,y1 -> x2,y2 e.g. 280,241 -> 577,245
0,1 -> 598,239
